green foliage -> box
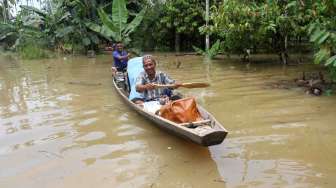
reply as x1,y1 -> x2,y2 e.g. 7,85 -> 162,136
0,22 -> 18,47
1,0 -> 106,57
207,0 -> 258,54
130,2 -> 173,51
20,1 -> 101,51
0,13 -> 47,52
156,0 -> 205,50
86,0 -> 145,45
206,0 -> 336,82
208,0 -> 309,56
193,40 -> 221,59
160,0 -> 204,34
306,1 -> 336,81
1,13 -> 51,59
192,46 -> 204,56
1,0 -> 16,22
18,42 -> 50,59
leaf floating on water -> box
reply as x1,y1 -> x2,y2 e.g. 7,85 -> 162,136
213,179 -> 225,183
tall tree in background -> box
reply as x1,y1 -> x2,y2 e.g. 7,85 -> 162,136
205,0 -> 209,51
159,0 -> 205,52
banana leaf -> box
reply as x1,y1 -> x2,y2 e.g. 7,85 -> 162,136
123,8 -> 146,36
87,0 -> 144,44
20,5 -> 47,18
325,55 -> 336,66
112,0 -> 128,38
0,32 -> 15,41
98,8 -> 118,33
85,22 -> 118,41
55,26 -> 74,38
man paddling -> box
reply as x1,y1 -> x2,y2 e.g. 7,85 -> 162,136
111,42 -> 130,75
135,55 -> 182,103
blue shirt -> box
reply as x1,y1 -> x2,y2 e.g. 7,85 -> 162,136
113,50 -> 128,70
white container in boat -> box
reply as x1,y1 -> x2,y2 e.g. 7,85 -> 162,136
116,72 -> 125,88
116,72 -> 125,82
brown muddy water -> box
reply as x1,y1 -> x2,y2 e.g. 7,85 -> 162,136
0,53 -> 336,188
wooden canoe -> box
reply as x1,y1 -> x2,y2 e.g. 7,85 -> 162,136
112,76 -> 228,146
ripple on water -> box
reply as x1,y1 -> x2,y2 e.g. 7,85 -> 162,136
76,132 -> 106,142
82,110 -> 97,115
230,134 -> 290,145
210,138 -> 319,187
78,118 -> 98,126
56,93 -> 78,101
118,113 -> 129,121
271,122 -> 307,129
61,140 -> 147,165
116,124 -> 145,137
0,125 -> 75,154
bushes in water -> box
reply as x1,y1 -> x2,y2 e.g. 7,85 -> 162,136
18,42 -> 51,59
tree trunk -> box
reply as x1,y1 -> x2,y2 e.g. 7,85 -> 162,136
3,0 -> 8,23
175,32 -> 180,53
205,0 -> 210,51
282,35 -> 289,65
90,1 -> 97,19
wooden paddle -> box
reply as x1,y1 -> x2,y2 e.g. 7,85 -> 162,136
154,82 -> 210,89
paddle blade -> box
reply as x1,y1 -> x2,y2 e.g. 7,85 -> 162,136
181,82 -> 210,88
153,82 -> 210,89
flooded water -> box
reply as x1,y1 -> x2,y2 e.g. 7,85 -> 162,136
0,53 -> 335,188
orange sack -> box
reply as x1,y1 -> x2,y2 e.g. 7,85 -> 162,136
159,97 -> 203,123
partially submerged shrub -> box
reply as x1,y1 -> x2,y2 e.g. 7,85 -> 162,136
18,43 -> 50,59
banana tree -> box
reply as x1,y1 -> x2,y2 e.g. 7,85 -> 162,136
85,0 -> 146,45
0,17 -> 46,51
1,0 -> 16,23
20,3 -> 100,52
193,40 -> 222,59
0,22 -> 17,48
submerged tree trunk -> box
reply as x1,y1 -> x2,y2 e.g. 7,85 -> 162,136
276,33 -> 289,65
175,32 -> 180,53
281,35 -> 289,65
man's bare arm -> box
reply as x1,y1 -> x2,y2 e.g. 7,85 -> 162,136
136,83 -> 156,92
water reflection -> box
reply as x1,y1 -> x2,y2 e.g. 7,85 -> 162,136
210,139 -> 319,187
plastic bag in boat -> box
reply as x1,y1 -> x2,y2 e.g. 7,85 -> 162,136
143,101 -> 161,114
127,57 -> 144,100
159,97 -> 203,123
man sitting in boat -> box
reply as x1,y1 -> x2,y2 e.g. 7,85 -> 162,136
135,55 -> 182,105
111,42 -> 130,75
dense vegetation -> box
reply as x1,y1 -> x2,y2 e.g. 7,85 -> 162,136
1,0 -> 335,81
206,0 -> 336,80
